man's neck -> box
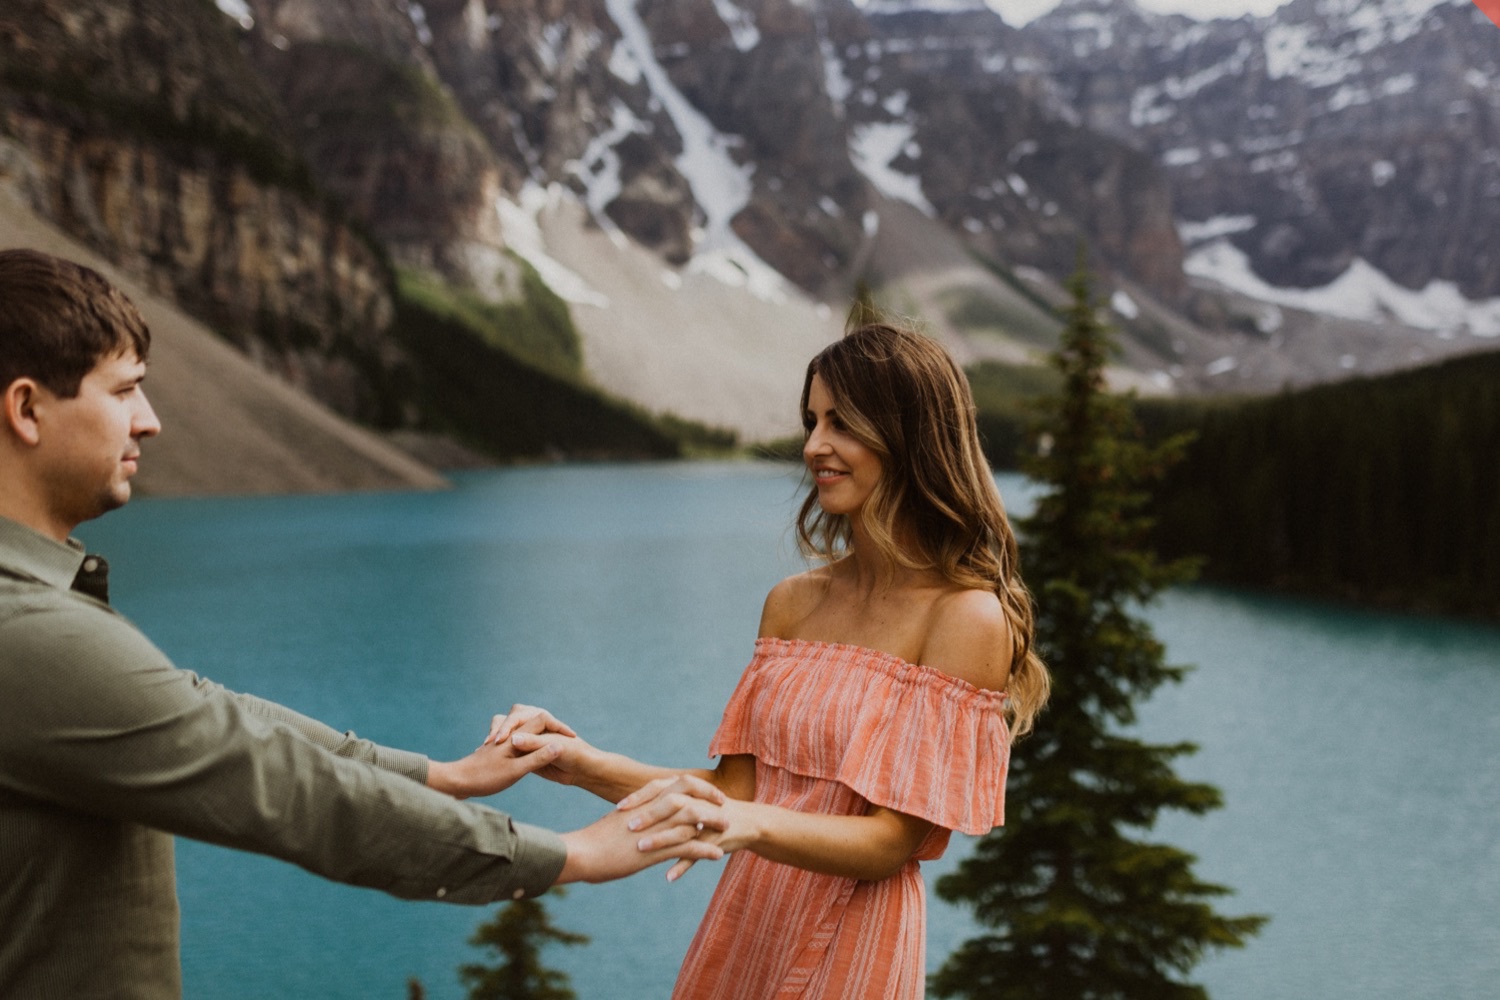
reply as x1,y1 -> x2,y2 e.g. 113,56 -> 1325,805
0,489 -> 75,543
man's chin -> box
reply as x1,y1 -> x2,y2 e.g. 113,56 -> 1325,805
98,484 -> 132,516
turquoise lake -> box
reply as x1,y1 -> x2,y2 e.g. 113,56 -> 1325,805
76,462 -> 1500,999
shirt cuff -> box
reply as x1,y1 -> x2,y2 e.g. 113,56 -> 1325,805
375,746 -> 430,784
506,821 -> 568,899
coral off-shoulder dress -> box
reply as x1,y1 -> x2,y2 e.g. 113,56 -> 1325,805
671,637 -> 1010,1000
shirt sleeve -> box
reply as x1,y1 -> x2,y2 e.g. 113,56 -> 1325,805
0,602 -> 566,902
205,680 -> 430,784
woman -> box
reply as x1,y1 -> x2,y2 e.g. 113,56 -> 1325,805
499,322 -> 1049,998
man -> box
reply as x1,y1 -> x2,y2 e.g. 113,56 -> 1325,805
0,248 -> 725,998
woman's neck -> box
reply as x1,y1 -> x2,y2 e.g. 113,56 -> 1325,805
843,516 -> 941,596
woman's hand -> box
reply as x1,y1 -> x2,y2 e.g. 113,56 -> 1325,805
558,774 -> 729,884
619,774 -> 749,881
484,703 -> 576,747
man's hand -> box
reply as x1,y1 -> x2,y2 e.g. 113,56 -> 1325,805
557,775 -> 728,884
426,705 -> 579,799
426,737 -> 562,799
508,730 -> 596,787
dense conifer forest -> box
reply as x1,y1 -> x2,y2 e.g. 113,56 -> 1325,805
1136,350 -> 1500,619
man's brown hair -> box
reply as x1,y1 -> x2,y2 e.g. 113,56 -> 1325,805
0,249 -> 151,398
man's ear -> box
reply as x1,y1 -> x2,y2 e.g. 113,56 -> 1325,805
2,378 -> 44,446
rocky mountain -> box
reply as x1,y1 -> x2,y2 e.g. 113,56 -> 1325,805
0,0 -> 402,422
1020,0 -> 1500,299
3,0 -> 1497,460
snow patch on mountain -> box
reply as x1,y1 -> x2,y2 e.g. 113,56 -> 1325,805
863,0 -> 991,13
1265,0 -> 1452,88
403,2 -> 433,46
498,185 -> 611,309
1131,40 -> 1253,127
603,0 -> 786,302
819,31 -> 854,116
1186,239 -> 1500,338
711,0 -> 761,51
1178,214 -> 1256,243
213,0 -> 253,29
564,101 -> 645,240
850,122 -> 936,216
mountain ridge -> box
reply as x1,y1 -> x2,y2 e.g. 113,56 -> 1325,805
3,0 -> 1496,464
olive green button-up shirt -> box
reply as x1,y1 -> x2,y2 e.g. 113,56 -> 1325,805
0,515 -> 567,999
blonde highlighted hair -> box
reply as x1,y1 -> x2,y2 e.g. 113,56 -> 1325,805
796,322 -> 1049,739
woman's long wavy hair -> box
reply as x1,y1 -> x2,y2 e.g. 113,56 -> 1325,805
796,321 -> 1049,739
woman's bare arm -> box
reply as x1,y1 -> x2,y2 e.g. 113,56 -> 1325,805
628,790 -> 933,882
507,725 -> 756,804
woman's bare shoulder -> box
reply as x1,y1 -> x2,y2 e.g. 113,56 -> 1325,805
758,567 -> 834,638
919,587 -> 1014,692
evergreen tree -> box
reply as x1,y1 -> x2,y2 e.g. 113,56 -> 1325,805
932,257 -> 1265,999
849,278 -> 881,327
458,892 -> 589,1000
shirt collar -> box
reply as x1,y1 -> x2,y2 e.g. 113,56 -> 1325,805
0,514 -> 89,591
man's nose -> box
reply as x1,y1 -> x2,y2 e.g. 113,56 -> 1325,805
134,392 -> 162,437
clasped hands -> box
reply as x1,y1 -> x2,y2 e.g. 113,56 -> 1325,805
436,703 -> 730,883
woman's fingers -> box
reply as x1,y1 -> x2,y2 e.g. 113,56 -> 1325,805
617,773 -> 726,812
642,831 -> 726,882
485,704 -> 578,746
625,791 -> 729,847
609,775 -> 734,882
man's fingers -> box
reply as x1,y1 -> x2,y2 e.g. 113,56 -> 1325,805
511,740 -> 562,774
644,837 -> 723,871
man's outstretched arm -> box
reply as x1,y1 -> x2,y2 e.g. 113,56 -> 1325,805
0,600 -> 722,901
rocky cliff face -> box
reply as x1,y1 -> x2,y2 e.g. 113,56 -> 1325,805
233,0 -> 1189,302
835,3 -> 1186,301
0,0 -> 399,422
634,0 -> 874,293
1020,0 -> 1500,298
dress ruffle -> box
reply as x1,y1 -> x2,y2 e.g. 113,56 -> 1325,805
709,637 -> 1009,834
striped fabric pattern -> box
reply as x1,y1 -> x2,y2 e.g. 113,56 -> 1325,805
672,638 -> 1009,999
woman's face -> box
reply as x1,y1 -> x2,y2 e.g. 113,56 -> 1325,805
803,374 -> 882,518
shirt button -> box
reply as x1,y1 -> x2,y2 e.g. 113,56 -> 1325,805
435,887 -> 447,898
512,888 -> 525,900
83,558 -> 99,572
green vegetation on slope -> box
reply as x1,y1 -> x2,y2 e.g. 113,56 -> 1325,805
1139,349 -> 1500,618
399,265 -> 583,381
393,270 -> 736,462
940,284 -> 1061,353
